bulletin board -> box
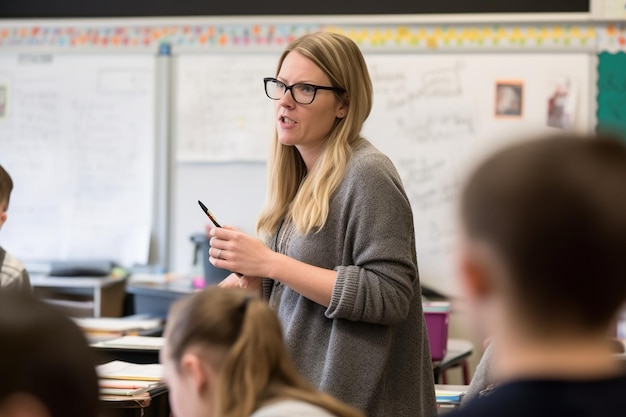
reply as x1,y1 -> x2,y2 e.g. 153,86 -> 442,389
597,52 -> 626,141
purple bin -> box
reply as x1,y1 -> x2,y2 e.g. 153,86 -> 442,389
423,302 -> 451,361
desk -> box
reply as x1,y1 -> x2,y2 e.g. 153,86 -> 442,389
31,274 -> 128,317
126,278 -> 196,318
433,338 -> 474,384
101,384 -> 170,417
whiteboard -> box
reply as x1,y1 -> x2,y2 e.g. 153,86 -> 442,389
170,52 -> 592,296
363,53 -> 591,296
0,54 -> 156,267
174,54 -> 276,162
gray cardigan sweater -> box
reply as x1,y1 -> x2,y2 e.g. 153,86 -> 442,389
262,140 -> 437,417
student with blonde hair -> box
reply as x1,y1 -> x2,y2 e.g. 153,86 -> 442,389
207,32 -> 436,416
161,287 -> 364,417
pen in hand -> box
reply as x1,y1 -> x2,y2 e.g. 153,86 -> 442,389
197,200 -> 242,278
198,200 -> 221,228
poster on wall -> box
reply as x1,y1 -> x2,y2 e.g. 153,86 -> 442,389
0,77 -> 9,120
546,76 -> 577,129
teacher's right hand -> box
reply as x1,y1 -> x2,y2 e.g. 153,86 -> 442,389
217,273 -> 242,289
217,273 -> 262,293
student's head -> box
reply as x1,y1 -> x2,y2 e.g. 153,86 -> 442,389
0,164 -> 13,228
459,133 -> 626,340
0,291 -> 100,417
258,32 -> 373,237
162,287 -> 362,417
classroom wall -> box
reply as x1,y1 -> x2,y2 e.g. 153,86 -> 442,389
170,162 -> 267,275
2,14 -> 626,293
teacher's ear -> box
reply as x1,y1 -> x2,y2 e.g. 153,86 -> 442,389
335,94 -> 349,119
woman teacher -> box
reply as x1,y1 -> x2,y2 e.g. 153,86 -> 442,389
209,32 -> 436,417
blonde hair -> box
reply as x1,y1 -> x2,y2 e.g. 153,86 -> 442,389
256,32 -> 373,238
165,287 -> 364,417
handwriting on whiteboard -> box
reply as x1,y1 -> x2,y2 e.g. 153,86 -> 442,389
175,54 -> 276,162
0,55 -> 155,266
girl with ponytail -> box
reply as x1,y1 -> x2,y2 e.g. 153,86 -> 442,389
161,287 -> 363,417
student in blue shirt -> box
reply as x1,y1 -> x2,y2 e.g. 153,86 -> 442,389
449,132 -> 626,417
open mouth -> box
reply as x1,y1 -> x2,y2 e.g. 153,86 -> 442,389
280,116 -> 296,124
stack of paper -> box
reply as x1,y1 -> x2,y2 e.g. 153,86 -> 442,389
99,379 -> 157,396
97,360 -> 165,397
95,335 -> 165,350
73,317 -> 162,339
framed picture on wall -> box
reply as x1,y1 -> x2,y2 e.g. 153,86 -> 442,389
495,80 -> 524,118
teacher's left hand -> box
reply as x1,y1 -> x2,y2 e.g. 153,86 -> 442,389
208,225 -> 277,279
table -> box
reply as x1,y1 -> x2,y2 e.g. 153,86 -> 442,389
31,274 -> 128,317
101,384 -> 170,417
433,338 -> 474,384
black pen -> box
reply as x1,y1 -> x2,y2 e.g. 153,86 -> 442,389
197,200 -> 242,278
198,200 -> 221,228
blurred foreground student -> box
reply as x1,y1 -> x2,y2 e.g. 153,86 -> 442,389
161,287 -> 364,417
0,291 -> 100,417
0,165 -> 30,291
449,133 -> 626,417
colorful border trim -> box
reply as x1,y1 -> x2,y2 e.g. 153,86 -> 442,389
327,24 -> 596,49
597,23 -> 626,52
0,24 -> 321,49
0,22 -> 615,51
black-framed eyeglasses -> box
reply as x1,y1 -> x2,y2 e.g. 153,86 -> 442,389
263,77 -> 345,105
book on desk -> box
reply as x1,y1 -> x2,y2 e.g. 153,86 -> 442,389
435,385 -> 467,414
97,361 -> 170,417
98,360 -> 165,397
